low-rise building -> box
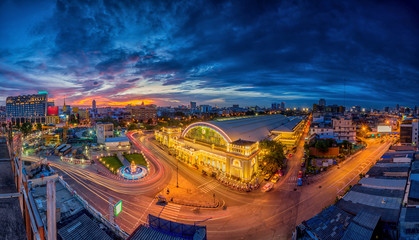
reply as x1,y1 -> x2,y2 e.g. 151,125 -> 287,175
400,119 -> 418,146
333,117 -> 356,142
96,123 -> 114,144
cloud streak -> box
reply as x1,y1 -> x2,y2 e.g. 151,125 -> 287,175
0,0 -> 418,108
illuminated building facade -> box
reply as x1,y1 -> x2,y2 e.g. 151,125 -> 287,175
6,92 -> 48,124
126,103 -> 157,123
155,114 -> 306,182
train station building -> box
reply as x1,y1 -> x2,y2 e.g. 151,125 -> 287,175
155,114 -> 306,182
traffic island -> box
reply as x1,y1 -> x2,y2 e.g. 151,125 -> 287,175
98,155 -> 124,175
123,153 -> 148,167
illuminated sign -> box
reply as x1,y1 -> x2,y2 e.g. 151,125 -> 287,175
115,200 -> 122,216
47,107 -> 59,116
38,91 -> 48,95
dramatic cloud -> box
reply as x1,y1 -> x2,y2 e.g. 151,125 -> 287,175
0,0 -> 418,108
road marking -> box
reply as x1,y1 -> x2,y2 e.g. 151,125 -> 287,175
159,203 -> 181,220
197,180 -> 214,188
199,181 -> 218,193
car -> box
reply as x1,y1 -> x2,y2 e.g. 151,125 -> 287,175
264,173 -> 271,181
261,182 -> 274,192
301,162 -> 305,167
278,170 -> 284,176
297,178 -> 303,186
298,171 -> 303,178
271,175 -> 279,183
288,153 -> 293,157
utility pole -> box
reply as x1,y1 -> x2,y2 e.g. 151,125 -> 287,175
176,157 -> 179,188
47,180 -> 56,240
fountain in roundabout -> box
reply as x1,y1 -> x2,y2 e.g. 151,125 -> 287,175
119,161 -> 148,180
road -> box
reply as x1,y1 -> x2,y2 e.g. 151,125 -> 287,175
22,129 -> 392,239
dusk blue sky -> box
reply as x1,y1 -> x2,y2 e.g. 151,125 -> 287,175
0,0 -> 418,108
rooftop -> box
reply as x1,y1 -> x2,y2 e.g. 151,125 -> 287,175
341,211 -> 380,240
408,180 -> 419,201
342,190 -> 402,210
336,199 -> 400,223
0,137 -> 27,239
303,205 -> 353,240
359,177 -> 407,190
105,136 -> 130,143
205,114 -> 291,142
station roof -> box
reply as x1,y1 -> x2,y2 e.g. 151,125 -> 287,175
196,114 -> 294,142
271,117 -> 304,132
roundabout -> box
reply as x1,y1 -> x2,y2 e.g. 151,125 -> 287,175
119,161 -> 148,180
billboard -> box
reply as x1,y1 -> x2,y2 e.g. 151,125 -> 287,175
47,106 -> 59,116
377,125 -> 392,133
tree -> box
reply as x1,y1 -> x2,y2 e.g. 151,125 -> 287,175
259,140 -> 285,173
127,122 -> 137,131
315,140 -> 329,153
36,123 -> 42,131
21,122 -> 33,136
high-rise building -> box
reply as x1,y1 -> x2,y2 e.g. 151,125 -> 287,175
281,102 -> 285,110
396,104 -> 400,111
271,103 -> 278,110
92,99 -> 96,112
319,99 -> 326,106
200,105 -> 212,113
190,101 -> 197,109
6,92 -> 48,124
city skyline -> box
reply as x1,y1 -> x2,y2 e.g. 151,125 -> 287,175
1,1 -> 418,108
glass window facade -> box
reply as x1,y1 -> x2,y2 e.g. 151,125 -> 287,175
6,94 -> 47,121
184,126 -> 227,148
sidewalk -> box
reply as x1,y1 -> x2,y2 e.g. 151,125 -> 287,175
158,173 -> 221,208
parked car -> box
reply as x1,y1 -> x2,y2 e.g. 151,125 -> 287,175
264,173 -> 271,181
297,178 -> 303,186
301,161 -> 305,167
288,153 -> 293,158
271,175 -> 279,183
261,182 -> 274,192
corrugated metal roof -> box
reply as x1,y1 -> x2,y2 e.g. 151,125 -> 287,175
129,226 -> 185,240
58,213 -> 112,240
343,191 -> 401,210
206,114 -> 291,142
359,177 -> 406,190
408,180 -> 419,200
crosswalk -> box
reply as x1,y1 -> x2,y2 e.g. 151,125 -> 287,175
159,203 -> 181,220
285,176 -> 298,184
198,180 -> 219,193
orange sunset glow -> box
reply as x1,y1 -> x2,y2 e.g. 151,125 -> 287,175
69,97 -> 154,107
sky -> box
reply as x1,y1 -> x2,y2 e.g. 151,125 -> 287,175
0,0 -> 418,109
